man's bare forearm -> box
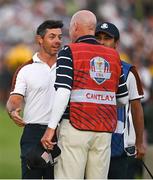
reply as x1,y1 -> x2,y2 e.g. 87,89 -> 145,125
6,94 -> 24,116
131,99 -> 144,144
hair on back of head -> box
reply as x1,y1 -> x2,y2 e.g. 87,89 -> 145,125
36,20 -> 63,37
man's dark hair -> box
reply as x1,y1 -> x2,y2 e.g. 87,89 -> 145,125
36,20 -> 63,37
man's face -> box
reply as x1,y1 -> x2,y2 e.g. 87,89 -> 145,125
38,28 -> 62,56
96,32 -> 117,49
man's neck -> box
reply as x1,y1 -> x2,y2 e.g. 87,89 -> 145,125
38,52 -> 56,67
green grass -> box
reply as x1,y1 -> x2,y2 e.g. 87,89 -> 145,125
0,104 -> 22,179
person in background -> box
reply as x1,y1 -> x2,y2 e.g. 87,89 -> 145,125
6,20 -> 63,179
95,22 -> 145,179
41,10 -> 128,179
0,59 -> 12,104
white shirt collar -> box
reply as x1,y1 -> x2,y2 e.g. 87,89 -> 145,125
32,52 -> 56,69
33,52 -> 43,63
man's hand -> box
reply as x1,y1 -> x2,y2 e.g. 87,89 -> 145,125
41,128 -> 56,150
9,108 -> 26,127
6,94 -> 25,127
135,143 -> 146,159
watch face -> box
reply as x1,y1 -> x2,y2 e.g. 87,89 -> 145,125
124,146 -> 136,157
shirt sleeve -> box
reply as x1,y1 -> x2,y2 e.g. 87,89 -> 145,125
48,88 -> 71,129
55,46 -> 73,90
116,64 -> 128,98
10,68 -> 27,96
127,67 -> 144,100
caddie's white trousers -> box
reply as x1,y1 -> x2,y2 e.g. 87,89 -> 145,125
55,119 -> 112,179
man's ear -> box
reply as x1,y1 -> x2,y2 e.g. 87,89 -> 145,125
74,22 -> 78,31
115,40 -> 119,49
35,35 -> 43,45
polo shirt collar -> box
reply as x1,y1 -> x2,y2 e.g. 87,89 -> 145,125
33,52 -> 43,63
32,53 -> 56,69
75,35 -> 99,44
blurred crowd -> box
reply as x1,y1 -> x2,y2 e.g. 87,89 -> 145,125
0,0 -> 153,178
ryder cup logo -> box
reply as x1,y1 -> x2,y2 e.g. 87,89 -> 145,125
90,57 -> 111,84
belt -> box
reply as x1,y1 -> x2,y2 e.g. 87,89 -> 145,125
26,123 -> 47,130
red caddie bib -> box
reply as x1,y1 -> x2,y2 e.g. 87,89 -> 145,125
69,42 -> 121,132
